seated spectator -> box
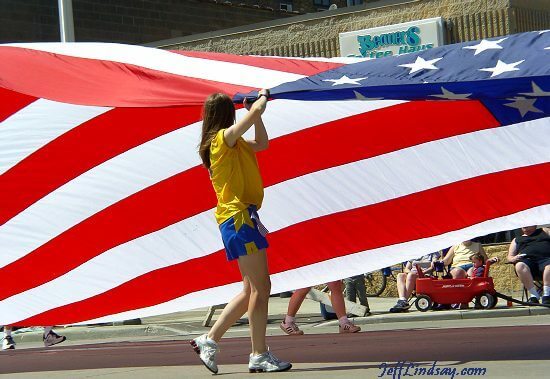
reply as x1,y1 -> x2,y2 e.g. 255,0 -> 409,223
443,240 -> 489,279
467,253 -> 499,278
467,253 -> 486,278
389,252 -> 440,313
507,225 -> 550,304
343,274 -> 369,309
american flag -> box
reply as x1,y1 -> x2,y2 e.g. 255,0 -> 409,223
0,31 -> 549,326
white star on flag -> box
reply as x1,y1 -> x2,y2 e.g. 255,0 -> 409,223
463,38 -> 507,55
479,60 -> 525,78
504,97 -> 543,117
398,56 -> 443,74
322,75 -> 367,86
430,87 -> 472,100
519,81 -> 550,97
353,90 -> 383,101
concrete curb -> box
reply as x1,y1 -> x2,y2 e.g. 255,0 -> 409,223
6,305 -> 550,346
318,306 -> 550,327
8,324 -> 188,345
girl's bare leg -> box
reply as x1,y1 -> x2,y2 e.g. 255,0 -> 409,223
238,249 -> 271,355
208,277 -> 251,342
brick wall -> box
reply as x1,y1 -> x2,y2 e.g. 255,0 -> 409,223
0,0 -> 302,44
0,0 -> 60,43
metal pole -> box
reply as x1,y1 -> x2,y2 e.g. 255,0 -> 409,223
58,0 -> 75,42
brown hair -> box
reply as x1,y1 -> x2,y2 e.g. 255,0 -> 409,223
470,253 -> 485,264
199,93 -> 235,169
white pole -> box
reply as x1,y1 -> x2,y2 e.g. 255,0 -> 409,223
58,0 -> 75,42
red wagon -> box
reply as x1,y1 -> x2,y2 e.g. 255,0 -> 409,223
414,261 -> 497,311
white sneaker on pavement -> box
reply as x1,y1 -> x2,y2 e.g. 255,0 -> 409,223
2,336 -> 15,350
249,349 -> 292,373
190,334 -> 219,374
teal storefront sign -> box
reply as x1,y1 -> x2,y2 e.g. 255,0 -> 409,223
340,18 -> 445,59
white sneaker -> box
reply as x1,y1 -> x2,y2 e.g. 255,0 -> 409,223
190,334 -> 219,374
43,331 -> 66,347
249,349 -> 292,373
2,336 -> 15,350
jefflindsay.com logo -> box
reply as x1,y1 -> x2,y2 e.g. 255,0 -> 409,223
378,361 -> 487,379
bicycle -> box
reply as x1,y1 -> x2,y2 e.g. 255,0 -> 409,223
364,264 -> 406,297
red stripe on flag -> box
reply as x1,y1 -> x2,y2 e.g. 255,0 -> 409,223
0,47 -> 254,107
16,163 -> 550,325
173,50 -> 344,76
0,106 -> 202,226
0,101 -> 499,300
0,87 -> 37,123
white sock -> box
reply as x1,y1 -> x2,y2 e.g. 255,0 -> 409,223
399,297 -> 407,301
284,315 -> 296,324
338,316 -> 350,326
528,287 -> 540,299
544,286 -> 550,297
43,326 -> 53,336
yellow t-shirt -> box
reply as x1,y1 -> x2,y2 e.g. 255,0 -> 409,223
209,129 -> 264,224
451,242 -> 483,267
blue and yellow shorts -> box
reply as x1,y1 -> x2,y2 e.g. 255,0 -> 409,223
219,206 -> 269,261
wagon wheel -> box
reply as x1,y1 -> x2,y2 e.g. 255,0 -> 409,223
476,293 -> 495,309
415,295 -> 433,312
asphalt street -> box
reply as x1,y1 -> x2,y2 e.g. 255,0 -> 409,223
2,324 -> 550,378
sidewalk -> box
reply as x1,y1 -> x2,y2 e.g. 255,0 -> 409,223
5,295 -> 550,348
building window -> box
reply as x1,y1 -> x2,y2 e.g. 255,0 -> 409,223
313,0 -> 330,7
347,0 -> 364,5
280,1 -> 293,11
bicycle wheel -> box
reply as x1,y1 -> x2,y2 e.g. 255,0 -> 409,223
364,270 -> 387,297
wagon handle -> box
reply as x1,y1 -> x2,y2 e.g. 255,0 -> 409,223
483,260 -> 493,278
415,264 -> 425,278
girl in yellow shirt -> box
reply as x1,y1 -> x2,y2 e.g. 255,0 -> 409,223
190,89 -> 291,374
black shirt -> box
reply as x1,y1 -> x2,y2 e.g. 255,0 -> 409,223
516,228 -> 550,259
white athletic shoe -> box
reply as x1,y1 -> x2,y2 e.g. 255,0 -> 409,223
2,336 -> 15,350
43,331 -> 66,347
249,349 -> 292,373
190,334 -> 219,374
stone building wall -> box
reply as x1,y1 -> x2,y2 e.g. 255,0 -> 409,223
162,0 -> 549,57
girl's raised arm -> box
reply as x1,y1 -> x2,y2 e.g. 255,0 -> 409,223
224,89 -> 269,148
